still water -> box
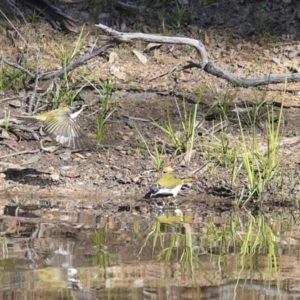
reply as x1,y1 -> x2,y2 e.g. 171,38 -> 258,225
0,195 -> 299,300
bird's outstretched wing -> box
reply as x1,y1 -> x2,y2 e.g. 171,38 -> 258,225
44,111 -> 94,150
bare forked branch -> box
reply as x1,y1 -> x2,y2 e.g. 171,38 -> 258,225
35,41 -> 117,81
96,23 -> 208,68
0,41 -> 116,83
96,23 -> 299,88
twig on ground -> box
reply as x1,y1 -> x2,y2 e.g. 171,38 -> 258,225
0,96 -> 22,104
122,114 -> 150,122
40,140 -> 61,153
0,149 -> 40,159
10,125 -> 40,141
0,142 -> 18,152
189,163 -> 209,176
149,62 -> 182,81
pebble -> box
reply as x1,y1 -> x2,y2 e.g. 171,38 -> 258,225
50,172 -> 60,181
132,176 -> 140,183
9,100 -> 21,108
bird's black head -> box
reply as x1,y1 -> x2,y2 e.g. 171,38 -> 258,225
150,183 -> 161,193
69,104 -> 83,113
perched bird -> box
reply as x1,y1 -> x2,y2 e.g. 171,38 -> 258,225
149,171 -> 194,197
17,104 -> 93,150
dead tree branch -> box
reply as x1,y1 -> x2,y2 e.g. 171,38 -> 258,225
33,41 -> 117,81
96,24 -> 208,68
0,55 -> 35,78
95,23 -> 300,88
204,62 -> 300,87
0,42 -> 117,84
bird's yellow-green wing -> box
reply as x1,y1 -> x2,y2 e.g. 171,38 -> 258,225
35,107 -> 64,120
43,110 -> 93,150
17,107 -> 67,123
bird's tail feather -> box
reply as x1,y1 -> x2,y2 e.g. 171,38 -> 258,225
17,116 -> 40,124
183,177 -> 194,183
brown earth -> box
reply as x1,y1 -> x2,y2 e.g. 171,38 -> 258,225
1,0 -> 300,211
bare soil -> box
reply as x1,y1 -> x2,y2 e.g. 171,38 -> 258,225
1,0 -> 300,211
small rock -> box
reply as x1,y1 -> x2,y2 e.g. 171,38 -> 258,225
22,153 -> 41,165
132,176 -> 140,183
110,65 -> 126,80
88,36 -> 97,47
111,165 -> 121,171
80,92 -> 100,102
272,58 -> 281,65
262,50 -> 270,56
9,100 -> 21,108
139,179 -> 148,186
132,49 -> 147,64
73,157 -> 85,162
1,130 -> 11,139
116,175 -> 131,184
40,142 -> 60,153
18,90 -> 26,97
59,150 -> 71,161
179,150 -> 196,167
60,166 -> 80,178
108,52 -> 119,63
163,166 -> 174,173
145,43 -> 162,52
288,50 -> 298,59
50,172 -> 60,181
